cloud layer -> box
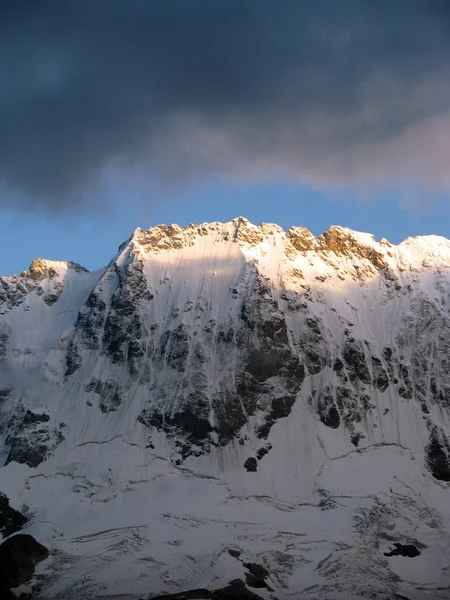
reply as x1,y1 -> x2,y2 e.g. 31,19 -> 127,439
1,0 -> 450,211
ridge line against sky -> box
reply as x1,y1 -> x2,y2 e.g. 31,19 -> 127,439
0,1 -> 449,274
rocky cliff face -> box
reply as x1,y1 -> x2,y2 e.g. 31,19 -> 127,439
1,218 -> 450,600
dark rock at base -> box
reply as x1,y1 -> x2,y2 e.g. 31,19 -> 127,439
149,579 -> 265,599
215,580 -> 265,599
244,457 -> 257,472
0,493 -> 27,538
0,534 -> 49,589
0,587 -> 17,599
384,543 -> 420,558
243,562 -> 269,589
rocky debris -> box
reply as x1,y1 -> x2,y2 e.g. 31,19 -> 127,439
244,457 -> 257,472
384,543 -> 420,558
149,579 -> 265,599
5,410 -> 63,468
0,534 -> 49,590
0,493 -> 27,538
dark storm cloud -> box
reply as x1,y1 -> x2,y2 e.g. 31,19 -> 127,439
1,0 -> 449,211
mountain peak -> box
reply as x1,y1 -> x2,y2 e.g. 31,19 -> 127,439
2,216 -> 450,599
20,258 -> 89,280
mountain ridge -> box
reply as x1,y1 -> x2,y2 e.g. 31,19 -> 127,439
7,216 -> 450,279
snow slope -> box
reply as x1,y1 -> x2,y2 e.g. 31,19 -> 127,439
1,218 -> 450,599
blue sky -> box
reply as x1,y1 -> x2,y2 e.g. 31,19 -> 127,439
1,180 -> 449,275
1,2 -> 449,276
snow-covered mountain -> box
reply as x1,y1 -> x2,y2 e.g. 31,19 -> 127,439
1,217 -> 450,600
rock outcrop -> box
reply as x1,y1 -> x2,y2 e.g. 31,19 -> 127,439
0,534 -> 49,595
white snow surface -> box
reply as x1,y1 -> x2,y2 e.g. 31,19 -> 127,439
0,218 -> 450,599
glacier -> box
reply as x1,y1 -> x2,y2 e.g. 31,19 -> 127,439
0,217 -> 450,599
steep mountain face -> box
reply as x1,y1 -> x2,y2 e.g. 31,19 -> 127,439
1,217 -> 450,600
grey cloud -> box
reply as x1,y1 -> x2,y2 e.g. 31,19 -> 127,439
0,0 -> 449,212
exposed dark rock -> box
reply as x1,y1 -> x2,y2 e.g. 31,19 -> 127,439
22,411 -> 50,426
317,388 -> 340,429
256,394 -> 298,439
371,356 -> 389,391
342,338 -> 370,384
0,586 -> 17,599
426,428 -> 450,481
256,444 -> 272,460
5,411 -> 63,468
0,534 -> 49,589
159,324 -> 190,373
95,380 -> 124,414
64,339 -> 82,377
139,399 -> 212,453
67,261 -> 89,273
71,290 -> 106,352
0,323 -> 12,359
43,281 -> 64,306
351,432 -> 365,447
333,358 -> 344,373
384,543 -> 420,558
0,388 -> 11,402
228,548 -> 241,558
0,493 -> 28,538
244,457 -> 257,472
149,579 -> 265,599
243,563 -> 269,589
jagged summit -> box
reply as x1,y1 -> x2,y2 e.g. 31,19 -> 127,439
20,258 -> 89,280
1,217 -> 450,599
6,219 -> 450,282
116,217 -> 450,267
